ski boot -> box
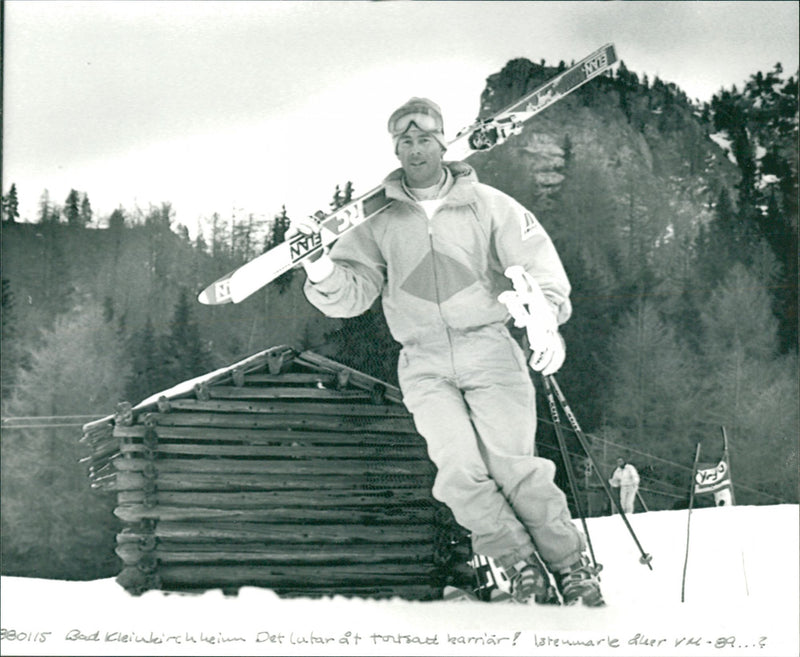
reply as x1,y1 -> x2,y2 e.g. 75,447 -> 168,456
507,557 -> 560,605
555,556 -> 605,607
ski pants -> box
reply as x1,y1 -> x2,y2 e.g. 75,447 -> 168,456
619,486 -> 637,514
397,324 -> 586,572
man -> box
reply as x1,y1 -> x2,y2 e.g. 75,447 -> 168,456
609,457 -> 640,515
289,98 -> 603,606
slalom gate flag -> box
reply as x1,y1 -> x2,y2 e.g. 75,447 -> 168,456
694,453 -> 734,505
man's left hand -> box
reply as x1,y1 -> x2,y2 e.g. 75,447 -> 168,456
528,330 -> 565,376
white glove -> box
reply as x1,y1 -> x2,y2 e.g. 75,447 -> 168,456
528,329 -> 565,376
499,266 -> 566,376
286,212 -> 334,282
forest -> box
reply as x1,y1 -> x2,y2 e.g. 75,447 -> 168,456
1,59 -> 797,579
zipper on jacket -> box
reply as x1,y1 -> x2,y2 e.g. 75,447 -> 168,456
426,217 -> 458,373
425,207 -> 450,328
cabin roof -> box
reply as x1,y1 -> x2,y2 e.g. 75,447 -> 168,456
80,345 -> 407,492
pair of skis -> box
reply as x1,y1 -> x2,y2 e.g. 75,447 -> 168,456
197,43 -> 618,306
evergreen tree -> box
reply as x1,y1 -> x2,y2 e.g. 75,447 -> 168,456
693,187 -> 741,288
145,201 -> 173,232
144,203 -> 176,303
208,211 -> 230,260
38,189 -> 53,224
330,185 -> 342,211
194,227 -> 208,254
64,189 -> 82,227
108,207 -> 126,231
175,223 -> 191,243
2,183 -> 20,223
342,181 -> 354,204
330,182 -> 354,210
163,287 -> 211,384
125,316 -> 168,403
232,213 -> 265,262
79,193 -> 93,227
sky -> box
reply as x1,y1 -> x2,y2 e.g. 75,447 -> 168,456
2,1 -> 799,236
1,504 -> 798,656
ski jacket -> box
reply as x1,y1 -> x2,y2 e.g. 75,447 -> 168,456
609,464 -> 640,489
303,161 -> 572,346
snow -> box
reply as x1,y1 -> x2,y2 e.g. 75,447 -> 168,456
82,349 -> 284,429
758,173 -> 781,190
1,504 -> 798,657
708,132 -> 737,164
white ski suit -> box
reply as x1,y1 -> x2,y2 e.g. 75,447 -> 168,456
303,162 -> 586,571
609,463 -> 640,514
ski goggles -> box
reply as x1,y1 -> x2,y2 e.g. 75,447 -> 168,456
387,106 -> 444,137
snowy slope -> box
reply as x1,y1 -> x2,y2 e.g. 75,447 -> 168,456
1,504 -> 797,657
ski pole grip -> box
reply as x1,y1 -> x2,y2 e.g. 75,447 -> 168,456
504,265 -> 553,320
504,266 -> 529,294
498,290 -> 530,327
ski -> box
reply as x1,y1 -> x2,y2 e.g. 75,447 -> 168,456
198,43 -> 617,305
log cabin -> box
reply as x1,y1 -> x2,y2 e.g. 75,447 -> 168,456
80,345 -> 470,599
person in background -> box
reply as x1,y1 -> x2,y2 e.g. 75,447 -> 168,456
288,97 -> 604,607
609,456 -> 640,514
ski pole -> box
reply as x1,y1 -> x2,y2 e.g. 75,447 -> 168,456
681,442 -> 702,602
542,375 -> 600,570
546,375 -> 653,570
636,489 -> 650,512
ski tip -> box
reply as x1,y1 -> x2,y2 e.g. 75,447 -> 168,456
197,280 -> 233,305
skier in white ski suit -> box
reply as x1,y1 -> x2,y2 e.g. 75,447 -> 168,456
609,457 -> 640,514
290,98 -> 602,605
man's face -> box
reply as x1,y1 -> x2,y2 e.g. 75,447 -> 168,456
395,125 -> 445,188
617,459 -> 624,467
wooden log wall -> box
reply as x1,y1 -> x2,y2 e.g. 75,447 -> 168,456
81,346 -> 468,599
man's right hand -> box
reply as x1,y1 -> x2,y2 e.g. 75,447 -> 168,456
286,212 -> 335,281
286,212 -> 325,262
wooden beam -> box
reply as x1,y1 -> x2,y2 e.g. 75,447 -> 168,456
207,387 -> 373,401
296,351 -> 404,404
129,563 -> 435,586
166,399 -> 410,418
115,542 -> 432,565
139,412 -> 417,434
111,471 -> 433,492
118,442 -> 427,460
242,373 -> 336,385
114,503 -> 435,524
117,488 -> 433,508
275,585 -> 440,600
112,456 -> 434,476
114,425 -> 424,446
117,521 -> 434,544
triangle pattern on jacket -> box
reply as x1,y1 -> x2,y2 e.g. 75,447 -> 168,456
400,250 -> 478,303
